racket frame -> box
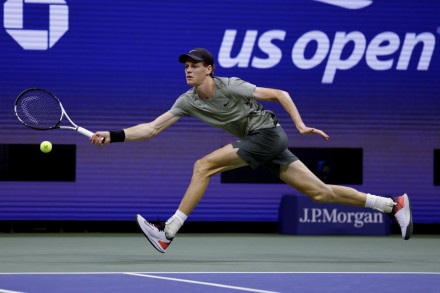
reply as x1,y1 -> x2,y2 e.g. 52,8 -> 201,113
14,88 -> 94,138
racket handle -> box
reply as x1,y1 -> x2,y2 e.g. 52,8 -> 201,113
76,126 -> 94,138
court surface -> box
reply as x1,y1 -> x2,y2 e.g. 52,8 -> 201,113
0,233 -> 439,292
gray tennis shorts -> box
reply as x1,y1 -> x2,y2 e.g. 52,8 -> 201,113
231,126 -> 298,175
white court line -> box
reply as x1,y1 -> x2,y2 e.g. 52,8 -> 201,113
0,271 -> 439,275
0,289 -> 26,293
125,272 -> 280,293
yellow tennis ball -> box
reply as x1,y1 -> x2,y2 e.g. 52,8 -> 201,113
40,141 -> 52,153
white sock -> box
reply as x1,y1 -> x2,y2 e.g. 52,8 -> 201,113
365,193 -> 395,213
164,210 -> 187,239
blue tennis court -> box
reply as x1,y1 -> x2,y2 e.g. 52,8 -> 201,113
1,234 -> 439,292
0,272 -> 439,293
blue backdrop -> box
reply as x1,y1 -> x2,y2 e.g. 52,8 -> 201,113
0,0 -> 439,223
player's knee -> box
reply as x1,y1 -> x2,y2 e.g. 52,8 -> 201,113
192,158 -> 212,179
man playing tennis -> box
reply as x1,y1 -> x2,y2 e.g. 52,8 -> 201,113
91,48 -> 413,253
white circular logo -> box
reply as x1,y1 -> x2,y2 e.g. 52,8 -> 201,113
4,0 -> 69,50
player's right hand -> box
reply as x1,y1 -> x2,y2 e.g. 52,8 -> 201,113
91,131 -> 110,146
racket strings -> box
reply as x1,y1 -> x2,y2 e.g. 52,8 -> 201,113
15,90 -> 63,129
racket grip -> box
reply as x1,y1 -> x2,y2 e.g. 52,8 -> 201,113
76,126 -> 94,138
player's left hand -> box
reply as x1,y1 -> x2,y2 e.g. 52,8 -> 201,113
302,127 -> 330,141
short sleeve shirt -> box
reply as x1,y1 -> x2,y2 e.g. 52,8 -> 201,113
169,77 -> 277,138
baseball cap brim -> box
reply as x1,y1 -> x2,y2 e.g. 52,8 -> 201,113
179,54 -> 204,63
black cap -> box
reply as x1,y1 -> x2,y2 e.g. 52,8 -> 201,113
178,48 -> 214,66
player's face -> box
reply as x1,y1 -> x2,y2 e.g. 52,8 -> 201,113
184,61 -> 212,86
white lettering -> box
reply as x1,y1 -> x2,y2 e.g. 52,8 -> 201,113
299,208 -> 309,223
397,32 -> 435,70
354,212 -> 365,228
218,29 -> 258,68
366,32 -> 400,70
252,30 -> 286,69
292,30 -> 330,69
311,208 -> 322,222
299,208 -> 384,228
322,208 -> 335,223
218,29 -> 436,84
323,31 -> 366,83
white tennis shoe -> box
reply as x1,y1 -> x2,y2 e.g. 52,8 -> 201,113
136,214 -> 173,253
389,193 -> 413,240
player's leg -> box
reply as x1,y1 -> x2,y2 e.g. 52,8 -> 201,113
137,143 -> 246,253
279,160 -> 368,206
165,127 -> 292,239
279,160 -> 412,239
278,160 -> 395,208
164,144 -> 247,238
178,144 -> 247,215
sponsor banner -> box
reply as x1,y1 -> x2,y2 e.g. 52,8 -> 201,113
278,194 -> 391,235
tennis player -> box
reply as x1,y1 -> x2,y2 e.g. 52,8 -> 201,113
91,48 -> 413,253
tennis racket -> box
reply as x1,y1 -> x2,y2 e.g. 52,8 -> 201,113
14,88 -> 95,138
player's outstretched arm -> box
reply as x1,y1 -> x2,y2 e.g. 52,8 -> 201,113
254,86 -> 329,140
124,111 -> 180,141
91,111 -> 180,145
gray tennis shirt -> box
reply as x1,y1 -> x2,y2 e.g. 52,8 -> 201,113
169,77 -> 277,138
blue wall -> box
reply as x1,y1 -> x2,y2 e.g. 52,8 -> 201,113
0,0 -> 439,223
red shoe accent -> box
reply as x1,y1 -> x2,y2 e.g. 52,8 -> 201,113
393,195 -> 405,212
159,240 -> 170,250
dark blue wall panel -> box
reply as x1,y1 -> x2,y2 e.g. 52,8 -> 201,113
0,0 -> 439,223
